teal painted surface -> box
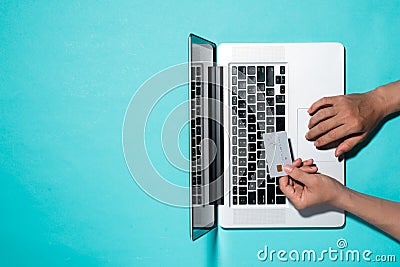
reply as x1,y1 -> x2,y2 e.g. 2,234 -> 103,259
1,0 -> 399,266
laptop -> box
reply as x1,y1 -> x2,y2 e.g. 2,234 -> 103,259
189,34 -> 345,240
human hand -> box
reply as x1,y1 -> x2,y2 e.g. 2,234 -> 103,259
279,162 -> 345,209
306,91 -> 386,157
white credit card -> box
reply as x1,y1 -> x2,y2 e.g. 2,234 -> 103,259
263,131 -> 292,177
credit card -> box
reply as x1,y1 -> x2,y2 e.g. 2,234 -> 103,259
263,131 -> 292,177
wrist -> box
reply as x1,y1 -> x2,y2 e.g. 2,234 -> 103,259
371,81 -> 400,116
329,182 -> 351,209
369,86 -> 389,119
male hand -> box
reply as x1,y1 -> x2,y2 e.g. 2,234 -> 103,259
306,91 -> 386,157
279,162 -> 344,209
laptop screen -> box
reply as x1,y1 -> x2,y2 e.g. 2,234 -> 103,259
189,34 -> 217,240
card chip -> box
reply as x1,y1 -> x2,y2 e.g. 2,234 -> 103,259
276,164 -> 283,172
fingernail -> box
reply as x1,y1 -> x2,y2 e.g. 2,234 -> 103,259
336,150 -> 342,157
284,165 -> 293,173
314,141 -> 319,146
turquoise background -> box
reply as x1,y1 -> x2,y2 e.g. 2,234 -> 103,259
1,0 -> 399,266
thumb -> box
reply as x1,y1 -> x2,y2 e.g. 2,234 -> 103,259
284,165 -> 309,184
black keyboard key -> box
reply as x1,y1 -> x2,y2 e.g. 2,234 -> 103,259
239,129 -> 246,137
276,76 -> 281,84
257,112 -> 265,120
257,83 -> 265,91
257,102 -> 265,111
266,87 -> 274,96
248,76 -> 256,84
248,114 -> 256,123
257,122 -> 265,130
239,187 -> 247,195
248,172 -> 256,180
238,66 -> 246,79
248,134 -> 256,142
238,100 -> 246,109
257,160 -> 265,168
267,175 -> 275,183
232,106 -> 237,115
249,143 -> 256,151
276,196 -> 286,204
196,126 -> 201,135
233,196 -> 238,205
248,153 -> 256,161
232,66 -> 237,75
239,176 -> 247,185
248,124 -> 256,132
276,105 -> 285,115
232,86 -> 238,95
266,66 -> 274,86
232,126 -> 237,135
257,179 -> 265,188
233,166 -> 237,174
266,126 -> 274,133
257,189 -> 265,204
232,76 -> 237,85
248,104 -> 256,113
239,196 -> 247,205
233,186 -> 237,194
232,96 -> 237,105
280,66 -> 285,74
257,131 -> 265,140
239,157 -> 246,165
238,110 -> 246,118
267,184 -> 275,204
232,146 -> 237,155
280,85 -> 285,94
266,117 -> 274,125
248,162 -> 256,171
266,107 -> 274,115
248,95 -> 256,103
257,141 -> 264,149
276,95 -> 285,103
238,90 -> 246,99
248,182 -> 256,190
258,169 -> 265,178
257,150 -> 265,159
232,156 -> 237,165
257,66 -> 265,82
238,81 -> 246,89
238,119 -> 246,128
248,85 -> 256,94
257,93 -> 265,101
276,117 -> 285,131
248,66 -> 256,75
197,176 -> 202,185
248,191 -> 256,204
281,76 -> 285,84
239,167 -> 247,176
266,97 -> 274,106
276,185 -> 284,195
239,139 -> 246,147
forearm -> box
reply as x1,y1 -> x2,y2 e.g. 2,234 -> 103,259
333,187 -> 400,241
371,80 -> 400,116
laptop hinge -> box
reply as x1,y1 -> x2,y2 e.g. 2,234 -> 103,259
208,66 -> 224,205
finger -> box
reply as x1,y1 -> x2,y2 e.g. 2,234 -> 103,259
306,117 -> 343,141
313,124 -> 352,147
308,107 -> 338,129
302,158 -> 314,166
279,176 -> 295,196
292,158 -> 303,167
283,165 -> 310,185
300,165 -> 318,173
335,134 -> 365,157
308,96 -> 337,115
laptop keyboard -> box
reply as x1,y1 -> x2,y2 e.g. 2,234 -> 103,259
230,64 -> 288,206
190,65 -> 203,205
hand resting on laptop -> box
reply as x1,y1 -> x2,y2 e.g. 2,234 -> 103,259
306,80 -> 400,157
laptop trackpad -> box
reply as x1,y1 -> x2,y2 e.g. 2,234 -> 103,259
297,108 -> 337,162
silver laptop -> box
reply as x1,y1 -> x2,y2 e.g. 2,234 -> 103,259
189,34 -> 345,240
